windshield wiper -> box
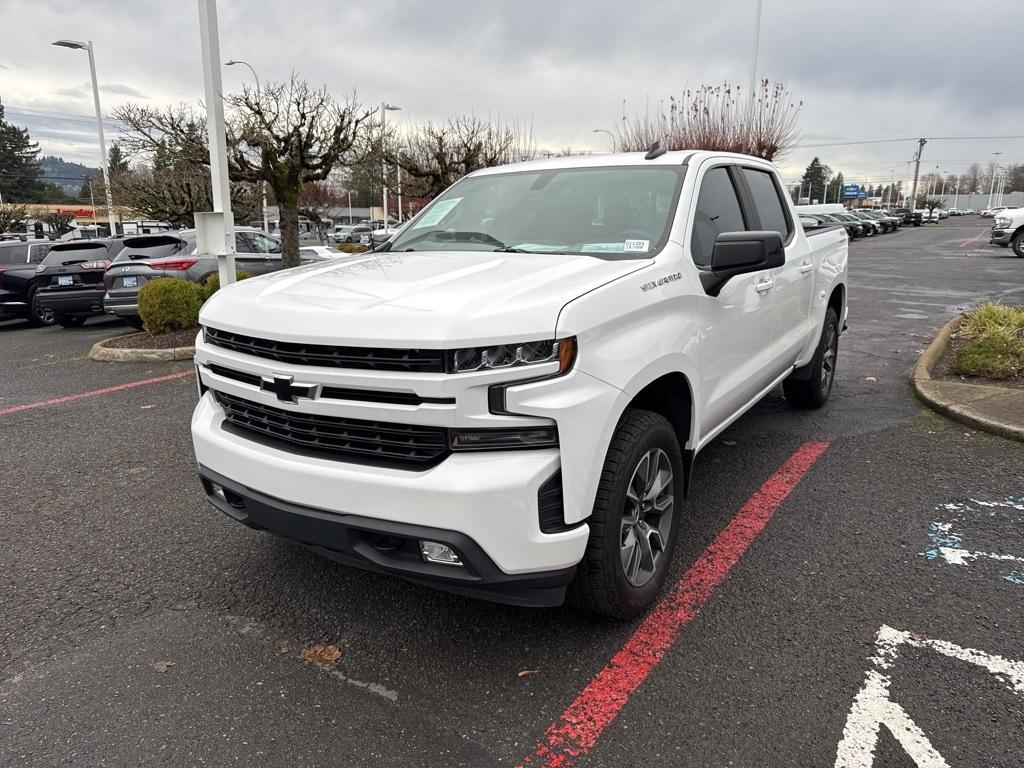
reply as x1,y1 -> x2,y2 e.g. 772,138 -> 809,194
493,246 -> 528,253
394,230 -> 507,250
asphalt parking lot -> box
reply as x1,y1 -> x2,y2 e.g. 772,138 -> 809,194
2,218 -> 1023,767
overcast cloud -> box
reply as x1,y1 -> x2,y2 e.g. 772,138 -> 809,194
2,0 -> 1023,188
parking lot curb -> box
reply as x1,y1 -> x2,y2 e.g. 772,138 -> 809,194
911,316 -> 1024,443
89,334 -> 196,363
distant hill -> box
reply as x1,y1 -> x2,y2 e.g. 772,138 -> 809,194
39,155 -> 97,196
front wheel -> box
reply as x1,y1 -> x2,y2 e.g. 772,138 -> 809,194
1012,231 -> 1024,258
784,306 -> 840,409
571,409 -> 683,620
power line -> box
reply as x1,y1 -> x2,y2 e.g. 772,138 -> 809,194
795,135 -> 1024,149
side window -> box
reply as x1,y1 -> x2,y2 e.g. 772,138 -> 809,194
2,245 -> 29,264
251,233 -> 281,254
234,232 -> 253,253
28,243 -> 54,263
741,168 -> 792,241
690,167 -> 746,268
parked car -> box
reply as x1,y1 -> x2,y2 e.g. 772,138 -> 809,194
851,211 -> 887,234
890,208 -> 923,227
36,239 -> 128,327
192,150 -> 849,617
937,209 -> 949,220
330,225 -> 356,243
343,225 -> 374,244
981,206 -> 1016,218
0,238 -> 57,325
862,210 -> 901,231
834,212 -> 874,236
803,213 -> 861,239
990,209 -> 1024,257
103,228 -> 285,327
298,245 -> 341,260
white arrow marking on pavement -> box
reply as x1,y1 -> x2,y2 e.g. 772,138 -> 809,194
835,625 -> 1024,768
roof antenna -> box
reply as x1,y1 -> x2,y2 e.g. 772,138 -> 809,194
645,141 -> 667,160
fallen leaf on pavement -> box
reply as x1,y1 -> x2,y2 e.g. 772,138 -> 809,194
723,440 -> 736,446
152,660 -> 175,673
301,644 -> 342,669
141,404 -> 157,410
865,377 -> 877,382
517,668 -> 539,678
275,641 -> 290,655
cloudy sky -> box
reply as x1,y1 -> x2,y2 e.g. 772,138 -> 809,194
3,0 -> 1023,191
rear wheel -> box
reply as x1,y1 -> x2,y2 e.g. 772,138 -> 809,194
1012,231 -> 1024,258
572,409 -> 683,620
784,307 -> 840,409
55,314 -> 87,328
26,287 -> 54,327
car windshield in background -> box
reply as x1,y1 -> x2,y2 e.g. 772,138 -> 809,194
386,166 -> 685,258
42,243 -> 109,266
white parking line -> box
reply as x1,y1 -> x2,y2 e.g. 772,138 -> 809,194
835,625 -> 1024,767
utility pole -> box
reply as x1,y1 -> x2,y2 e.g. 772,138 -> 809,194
987,152 -> 1002,209
748,0 -> 763,105
908,138 -> 926,211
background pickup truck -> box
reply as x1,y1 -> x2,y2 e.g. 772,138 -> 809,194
192,150 -> 849,618
990,208 -> 1024,257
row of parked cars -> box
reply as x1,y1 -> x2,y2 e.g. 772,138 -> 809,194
0,229 -> 337,329
797,208 -> 905,240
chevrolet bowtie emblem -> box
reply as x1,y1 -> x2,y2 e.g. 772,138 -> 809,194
260,374 -> 321,403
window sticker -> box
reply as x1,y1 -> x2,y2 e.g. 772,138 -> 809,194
624,239 -> 650,252
580,243 -> 627,253
413,197 -> 463,229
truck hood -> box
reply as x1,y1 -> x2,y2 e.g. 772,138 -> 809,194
199,250 -> 649,347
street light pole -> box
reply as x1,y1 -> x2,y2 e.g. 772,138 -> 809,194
748,0 -> 763,105
987,152 -> 1002,210
380,102 -> 401,227
592,128 -> 615,150
908,138 -> 926,211
52,39 -> 116,237
225,59 -> 268,234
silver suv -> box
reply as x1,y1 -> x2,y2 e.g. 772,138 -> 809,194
103,228 -> 285,327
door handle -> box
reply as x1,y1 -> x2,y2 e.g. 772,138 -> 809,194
799,262 -> 815,274
755,278 -> 774,294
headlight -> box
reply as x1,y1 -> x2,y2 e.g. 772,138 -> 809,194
36,264 -> 46,273
447,337 -> 576,374
994,217 -> 1011,228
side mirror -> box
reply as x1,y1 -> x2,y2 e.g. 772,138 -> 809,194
700,231 -> 784,296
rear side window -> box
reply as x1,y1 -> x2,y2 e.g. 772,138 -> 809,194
28,243 -> 54,263
690,167 -> 746,268
741,168 -> 791,241
0,244 -> 28,264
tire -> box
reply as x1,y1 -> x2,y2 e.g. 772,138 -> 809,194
784,306 -> 840,409
571,409 -> 683,620
1012,231 -> 1024,258
55,314 -> 87,328
26,287 -> 54,327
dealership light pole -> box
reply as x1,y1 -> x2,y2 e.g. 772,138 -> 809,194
380,102 -> 401,225
987,152 -> 1002,210
748,0 -> 763,105
908,138 -> 926,211
52,39 -> 117,237
226,59 -> 269,234
592,128 -> 615,150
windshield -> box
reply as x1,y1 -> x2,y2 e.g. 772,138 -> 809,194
386,165 -> 685,258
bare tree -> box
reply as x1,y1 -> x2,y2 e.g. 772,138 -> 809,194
32,208 -> 74,237
226,76 -> 367,267
962,163 -> 982,194
387,115 -> 536,200
615,81 -> 801,161
0,202 -> 28,234
921,196 -> 945,215
298,181 -> 344,242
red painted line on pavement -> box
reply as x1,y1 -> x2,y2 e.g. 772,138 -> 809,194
959,228 -> 988,248
517,440 -> 830,768
0,368 -> 194,417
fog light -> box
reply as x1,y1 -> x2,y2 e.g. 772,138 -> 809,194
210,482 -> 226,501
420,540 -> 463,566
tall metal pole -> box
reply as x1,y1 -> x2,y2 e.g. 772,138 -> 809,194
397,165 -> 403,224
347,191 -> 352,225
80,43 -> 117,237
987,152 -> 1002,209
226,60 -> 268,234
748,0 -> 763,104
198,0 -> 236,285
908,138 -> 926,211
380,102 -> 388,227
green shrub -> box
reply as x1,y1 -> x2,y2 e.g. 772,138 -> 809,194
951,334 -> 1024,380
202,269 -> 252,301
960,301 -> 1024,339
138,278 -> 205,335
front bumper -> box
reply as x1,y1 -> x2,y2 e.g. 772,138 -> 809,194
198,465 -> 577,607
38,288 -> 106,316
990,228 -> 1013,245
191,393 -> 590,596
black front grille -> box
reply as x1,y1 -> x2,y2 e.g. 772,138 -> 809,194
205,326 -> 446,373
215,391 -> 449,469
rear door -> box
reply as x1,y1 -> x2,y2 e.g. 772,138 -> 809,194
688,162 -> 777,438
234,232 -> 283,274
736,165 -> 814,366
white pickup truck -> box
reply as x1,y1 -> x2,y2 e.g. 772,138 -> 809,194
191,150 -> 848,618
990,208 -> 1024,257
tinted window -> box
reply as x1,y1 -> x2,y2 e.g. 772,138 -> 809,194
690,167 -> 746,267
742,168 -> 791,240
28,243 -> 54,263
0,244 -> 28,264
43,243 -> 108,265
